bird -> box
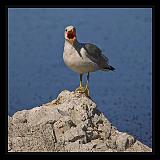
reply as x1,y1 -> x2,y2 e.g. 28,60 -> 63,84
63,25 -> 115,97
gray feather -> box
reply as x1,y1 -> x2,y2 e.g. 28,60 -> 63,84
83,43 -> 109,69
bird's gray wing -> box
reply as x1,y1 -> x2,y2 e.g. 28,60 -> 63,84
83,43 -> 109,69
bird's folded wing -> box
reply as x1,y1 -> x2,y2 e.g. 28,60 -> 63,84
83,43 -> 109,69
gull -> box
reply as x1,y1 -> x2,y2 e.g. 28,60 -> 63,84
63,25 -> 115,97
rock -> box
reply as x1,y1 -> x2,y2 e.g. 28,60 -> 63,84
96,142 -> 107,151
116,133 -> 132,151
64,125 -> 86,143
125,141 -> 152,152
8,90 -> 152,152
64,140 -> 80,152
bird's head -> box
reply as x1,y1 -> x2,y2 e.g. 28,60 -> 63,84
64,25 -> 76,45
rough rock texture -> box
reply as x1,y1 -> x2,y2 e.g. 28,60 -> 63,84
8,90 -> 152,152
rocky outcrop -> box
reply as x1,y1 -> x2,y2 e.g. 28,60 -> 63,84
8,90 -> 152,152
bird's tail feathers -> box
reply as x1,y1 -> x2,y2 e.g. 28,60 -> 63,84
102,65 -> 115,72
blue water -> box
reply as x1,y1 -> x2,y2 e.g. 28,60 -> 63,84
8,8 -> 152,147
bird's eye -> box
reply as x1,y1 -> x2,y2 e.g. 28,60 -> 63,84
65,29 -> 67,32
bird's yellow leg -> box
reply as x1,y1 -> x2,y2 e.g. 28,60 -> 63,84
84,72 -> 90,97
75,74 -> 85,93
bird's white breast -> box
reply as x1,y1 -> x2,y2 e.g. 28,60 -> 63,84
63,42 -> 99,74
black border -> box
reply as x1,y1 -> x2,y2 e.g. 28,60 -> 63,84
0,0 -> 159,159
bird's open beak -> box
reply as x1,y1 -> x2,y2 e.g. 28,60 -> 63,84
67,29 -> 76,45
69,37 -> 76,45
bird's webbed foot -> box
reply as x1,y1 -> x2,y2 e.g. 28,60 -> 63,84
75,85 -> 90,97
75,73 -> 90,97
75,86 -> 86,94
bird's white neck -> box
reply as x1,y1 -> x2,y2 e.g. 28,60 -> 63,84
65,39 -> 82,49
65,38 -> 79,44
